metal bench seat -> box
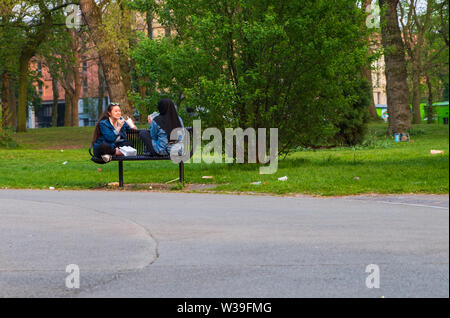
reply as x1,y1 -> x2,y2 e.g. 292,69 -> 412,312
89,128 -> 192,187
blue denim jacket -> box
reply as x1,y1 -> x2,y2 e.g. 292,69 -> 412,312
93,119 -> 131,150
149,116 -> 184,156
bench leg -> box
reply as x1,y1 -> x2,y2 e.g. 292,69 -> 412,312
119,161 -> 124,188
179,161 -> 184,185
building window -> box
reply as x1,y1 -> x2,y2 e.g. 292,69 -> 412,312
37,62 -> 42,76
44,106 -> 52,117
83,78 -> 88,95
38,82 -> 43,95
82,61 -> 87,73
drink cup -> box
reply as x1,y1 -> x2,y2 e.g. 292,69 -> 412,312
126,117 -> 136,129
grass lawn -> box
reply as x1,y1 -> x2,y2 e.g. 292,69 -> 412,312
0,123 -> 448,196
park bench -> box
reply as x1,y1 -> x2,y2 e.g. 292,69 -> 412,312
89,127 -> 193,188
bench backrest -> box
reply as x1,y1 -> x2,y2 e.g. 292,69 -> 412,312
125,127 -> 193,156
125,129 -> 147,155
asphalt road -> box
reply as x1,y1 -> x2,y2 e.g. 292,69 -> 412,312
0,190 -> 448,298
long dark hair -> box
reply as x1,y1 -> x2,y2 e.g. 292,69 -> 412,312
154,99 -> 182,141
91,104 -> 119,146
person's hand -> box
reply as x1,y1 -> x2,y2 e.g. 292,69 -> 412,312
148,115 -> 152,124
117,118 -> 125,130
115,148 -> 123,156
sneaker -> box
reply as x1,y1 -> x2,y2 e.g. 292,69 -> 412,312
101,154 -> 112,163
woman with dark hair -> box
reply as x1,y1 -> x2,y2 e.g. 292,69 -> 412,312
92,103 -> 137,162
139,98 -> 184,156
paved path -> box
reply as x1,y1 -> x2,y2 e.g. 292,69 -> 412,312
0,190 -> 448,298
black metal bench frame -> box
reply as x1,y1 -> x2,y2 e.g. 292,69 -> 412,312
89,128 -> 193,187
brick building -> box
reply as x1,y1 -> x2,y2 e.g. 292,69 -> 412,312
29,57 -> 109,128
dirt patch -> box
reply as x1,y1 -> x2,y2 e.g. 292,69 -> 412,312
100,182 -> 218,192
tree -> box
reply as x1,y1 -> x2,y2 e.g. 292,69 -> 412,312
60,29 -> 82,126
79,0 -> 132,116
39,8 -> 84,127
400,0 -> 449,124
2,0 -> 77,132
0,0 -> 23,129
379,0 -> 411,134
133,0 -> 372,152
422,3 -> 449,122
399,0 -> 433,124
438,0 -> 449,46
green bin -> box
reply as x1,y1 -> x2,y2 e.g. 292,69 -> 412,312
434,102 -> 449,125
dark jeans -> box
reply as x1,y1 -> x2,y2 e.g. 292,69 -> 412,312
93,140 -> 133,158
138,130 -> 158,155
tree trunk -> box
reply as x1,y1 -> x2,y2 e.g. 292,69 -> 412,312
118,1 -> 133,99
79,0 -> 132,117
426,75 -> 433,124
411,62 -> 422,124
97,60 -> 104,117
363,66 -> 379,120
64,91 -> 73,127
51,76 -> 59,127
8,75 -> 17,128
119,53 -> 132,100
16,5 -> 53,132
71,93 -> 79,127
17,54 -> 31,132
379,0 -> 411,134
59,29 -> 81,127
71,33 -> 81,127
1,73 -> 11,128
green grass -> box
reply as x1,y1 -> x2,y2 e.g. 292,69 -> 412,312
0,123 -> 448,196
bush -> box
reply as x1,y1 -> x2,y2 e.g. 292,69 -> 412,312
330,79 -> 371,146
